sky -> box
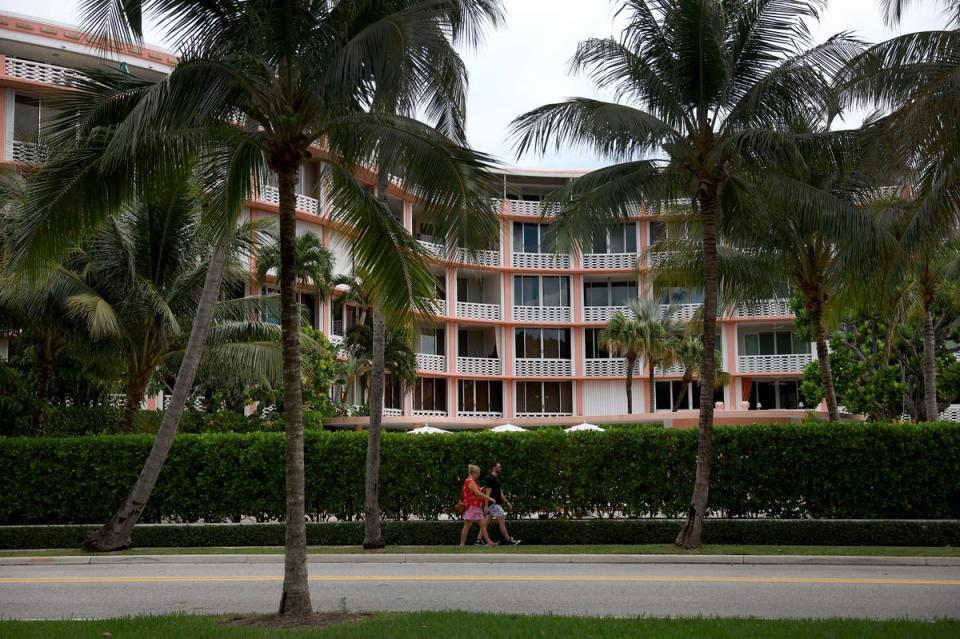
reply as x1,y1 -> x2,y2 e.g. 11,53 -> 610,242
1,0 -> 951,168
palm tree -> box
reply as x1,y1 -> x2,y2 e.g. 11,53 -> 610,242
670,334 -> 728,412
255,231 -> 334,301
510,0 -> 861,548
629,298 -> 680,413
21,0 -> 503,615
599,310 -> 644,414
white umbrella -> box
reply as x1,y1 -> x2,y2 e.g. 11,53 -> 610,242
565,422 -> 605,433
491,423 -> 527,433
408,425 -> 452,435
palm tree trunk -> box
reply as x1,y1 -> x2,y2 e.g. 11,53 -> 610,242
676,186 -> 718,550
276,166 -> 313,617
648,364 -> 655,414
808,303 -> 839,421
83,234 -> 231,552
922,296 -> 938,422
625,356 -> 635,414
672,374 -> 691,413
120,370 -> 152,433
363,305 -> 386,549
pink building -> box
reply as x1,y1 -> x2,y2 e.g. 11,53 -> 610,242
0,14 -> 819,427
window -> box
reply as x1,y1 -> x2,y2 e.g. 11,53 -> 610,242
649,220 -> 691,244
516,381 -> 572,414
744,331 -> 807,356
414,378 -> 446,411
417,329 -> 445,356
584,281 -> 638,307
659,287 -> 704,305
457,277 -> 492,303
749,379 -> 801,410
512,222 -> 556,254
655,380 -> 724,411
589,223 -> 637,254
384,374 -> 403,410
584,328 -> 611,359
514,276 -> 569,307
515,328 -> 571,359
458,330 -> 497,358
458,380 -> 503,413
14,95 -> 40,144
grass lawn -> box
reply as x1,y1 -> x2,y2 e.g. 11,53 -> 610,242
1,544 -> 959,558
1,613 -> 958,638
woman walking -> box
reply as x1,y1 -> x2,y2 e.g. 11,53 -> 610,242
459,464 -> 497,547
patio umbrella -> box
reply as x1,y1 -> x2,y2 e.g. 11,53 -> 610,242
491,423 -> 527,432
565,423 -> 605,433
408,426 -> 452,435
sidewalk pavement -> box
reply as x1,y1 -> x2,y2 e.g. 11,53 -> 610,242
2,553 -> 959,567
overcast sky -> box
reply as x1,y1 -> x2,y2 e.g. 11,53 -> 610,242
2,0 -> 951,167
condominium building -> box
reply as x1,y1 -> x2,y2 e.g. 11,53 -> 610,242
0,13 -> 819,426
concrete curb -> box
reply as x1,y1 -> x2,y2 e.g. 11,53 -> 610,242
1,553 -> 958,567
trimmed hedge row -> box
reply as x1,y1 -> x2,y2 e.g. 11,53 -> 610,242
1,422 -> 959,526
2,519 -> 958,549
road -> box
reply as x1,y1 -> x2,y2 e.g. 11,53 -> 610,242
2,560 -> 959,620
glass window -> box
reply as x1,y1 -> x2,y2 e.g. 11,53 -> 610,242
541,226 -> 557,254
558,329 -> 571,358
591,233 -> 607,254
780,380 -> 800,409
515,328 -> 527,358
610,282 -> 636,306
649,221 -> 665,244
655,380 -> 673,411
525,328 -> 541,358
608,227 -> 625,254
585,328 -> 610,358
542,329 -> 560,358
13,95 -> 40,143
543,382 -> 562,413
418,329 -> 444,356
624,223 -> 637,253
776,332 -> 793,355
523,223 -> 539,253
792,334 -> 808,355
542,277 -> 569,306
758,332 -> 776,356
745,334 -> 759,356
584,282 -> 608,307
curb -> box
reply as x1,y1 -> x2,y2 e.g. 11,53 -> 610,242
1,553 -> 958,567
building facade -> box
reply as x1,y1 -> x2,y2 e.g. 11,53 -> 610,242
0,14 -> 823,426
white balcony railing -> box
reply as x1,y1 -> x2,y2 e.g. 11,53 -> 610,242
583,305 -> 629,323
257,184 -> 320,214
734,298 -> 794,318
648,251 -> 673,267
584,358 -> 641,377
512,305 -> 572,323
4,57 -> 82,86
418,299 -> 446,316
460,410 -> 503,419
516,411 -> 573,418
940,405 -> 960,422
412,409 -> 448,418
660,303 -> 701,322
737,353 -> 814,373
457,357 -> 501,376
507,199 -> 561,217
332,320 -> 344,336
582,253 -> 637,269
383,407 -> 403,417
416,353 -> 447,373
655,362 -> 686,376
417,239 -> 447,260
456,301 -> 501,321
512,252 -> 571,270
455,247 -> 500,267
514,358 -> 572,377
11,140 -> 46,164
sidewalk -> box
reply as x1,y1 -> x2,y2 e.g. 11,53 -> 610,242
3,553 -> 959,567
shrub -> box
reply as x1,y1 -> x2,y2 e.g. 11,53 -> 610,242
1,519 -> 958,549
1,422 -> 958,526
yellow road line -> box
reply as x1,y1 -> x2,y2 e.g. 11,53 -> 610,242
1,575 -> 958,586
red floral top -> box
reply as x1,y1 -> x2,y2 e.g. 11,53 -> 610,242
462,477 -> 484,508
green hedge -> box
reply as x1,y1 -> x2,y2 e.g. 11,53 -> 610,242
1,422 -> 959,526
2,519 -> 958,549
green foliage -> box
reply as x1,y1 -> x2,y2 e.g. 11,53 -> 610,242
301,328 -> 338,419
800,361 -> 825,408
2,423 -> 959,525
2,519 -> 959,549
790,295 -> 813,343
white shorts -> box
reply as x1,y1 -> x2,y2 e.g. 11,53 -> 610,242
487,504 -> 506,519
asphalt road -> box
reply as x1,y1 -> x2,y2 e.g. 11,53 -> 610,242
2,560 -> 959,620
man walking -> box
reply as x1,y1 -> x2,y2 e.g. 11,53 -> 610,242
476,462 -> 521,545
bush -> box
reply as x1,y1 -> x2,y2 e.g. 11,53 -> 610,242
1,422 -> 959,526
1,519 -> 958,549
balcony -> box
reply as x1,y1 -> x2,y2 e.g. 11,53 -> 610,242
459,410 -> 503,418
583,305 -> 628,323
655,362 -> 685,376
257,184 -> 320,215
383,407 -> 403,417
417,239 -> 447,260
418,299 -> 446,316
507,199 -> 562,217
737,353 -> 814,373
514,358 -> 572,377
415,353 -> 447,373
584,358 -> 641,377
4,57 -> 81,86
457,356 -> 502,376
512,252 -> 571,270
456,301 -> 501,321
512,305 -> 572,323
734,299 -> 793,318
455,247 -> 500,267
412,409 -> 448,417
660,303 -> 701,322
582,253 -> 637,269
515,411 -> 572,418
11,140 -> 46,164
